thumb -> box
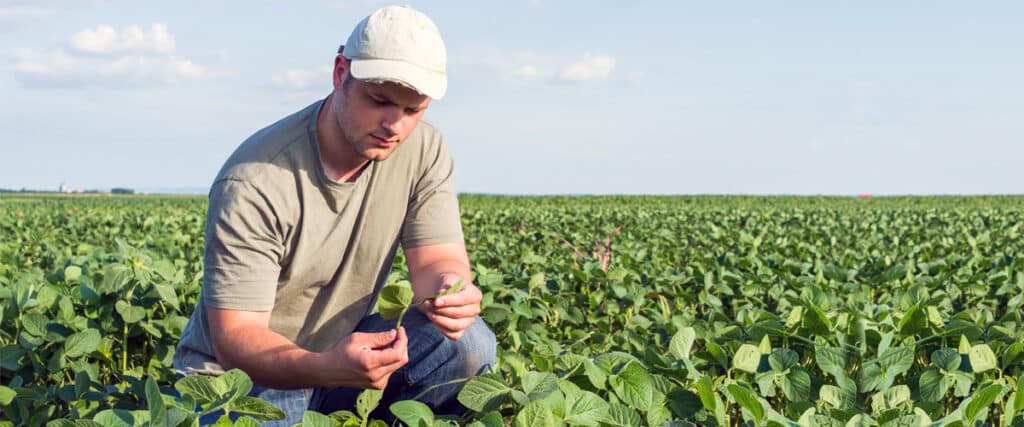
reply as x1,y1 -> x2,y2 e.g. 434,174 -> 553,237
351,329 -> 398,349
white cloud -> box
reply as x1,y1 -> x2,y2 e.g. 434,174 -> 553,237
69,24 -> 175,55
512,65 -> 538,79
12,23 -> 205,88
271,65 -> 332,90
557,53 -> 616,83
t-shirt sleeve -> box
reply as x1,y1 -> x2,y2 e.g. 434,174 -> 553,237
400,136 -> 464,248
202,179 -> 283,311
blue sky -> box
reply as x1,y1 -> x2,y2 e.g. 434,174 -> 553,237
1,0 -> 1021,195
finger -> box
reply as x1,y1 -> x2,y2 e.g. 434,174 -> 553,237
351,329 -> 399,350
429,316 -> 476,337
428,304 -> 480,320
367,327 -> 409,368
433,283 -> 482,308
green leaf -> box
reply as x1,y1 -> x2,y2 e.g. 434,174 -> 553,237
819,385 -> 848,409
816,346 -> 847,378
968,344 -> 998,373
878,346 -> 914,376
219,369 -> 254,400
769,348 -> 799,371
231,396 -> 287,421
964,383 -> 1003,424
356,388 -> 383,420
727,384 -> 765,426
65,266 -> 83,282
302,410 -> 340,427
781,368 -> 811,402
602,402 -> 642,427
233,418 -> 261,427
1015,379 -> 1024,417
785,306 -> 803,329
931,348 -> 961,372
802,303 -> 832,335
755,371 -> 777,397
666,389 -> 702,419
926,306 -> 944,328
696,375 -> 726,427
441,278 -> 464,297
520,371 -> 558,402
64,328 -> 101,358
846,414 -> 871,427
607,361 -> 655,411
883,385 -> 911,409
115,300 -> 146,323
55,421 -> 106,427
21,313 -> 48,336
859,362 -> 883,393
174,374 -> 227,406
733,344 -> 761,373
528,273 -> 546,291
582,358 -> 608,390
514,400 -> 555,427
0,385 -> 16,406
669,327 -> 696,360
958,335 -> 973,354
645,404 -> 672,427
560,383 -> 608,427
152,284 -> 180,311
918,368 -> 948,402
457,373 -> 511,413
466,412 -> 504,427
594,352 -> 639,374
952,371 -> 973,397
93,409 -> 151,427
898,305 -> 927,337
144,378 -> 166,426
390,400 -> 434,427
101,264 -> 132,294
758,335 -> 772,354
378,283 -> 413,319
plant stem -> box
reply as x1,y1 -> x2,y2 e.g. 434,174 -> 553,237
409,377 -> 471,401
122,323 -> 128,373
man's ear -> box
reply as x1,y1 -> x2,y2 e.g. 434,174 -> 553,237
332,55 -> 351,90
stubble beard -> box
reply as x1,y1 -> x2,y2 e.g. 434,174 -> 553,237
333,96 -> 398,163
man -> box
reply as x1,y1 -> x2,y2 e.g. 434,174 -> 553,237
173,5 -> 496,425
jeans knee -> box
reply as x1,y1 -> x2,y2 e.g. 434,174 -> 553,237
457,317 -> 497,376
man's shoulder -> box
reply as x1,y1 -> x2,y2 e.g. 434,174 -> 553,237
214,100 -> 322,185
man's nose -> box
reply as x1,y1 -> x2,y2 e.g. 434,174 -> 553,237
381,107 -> 404,135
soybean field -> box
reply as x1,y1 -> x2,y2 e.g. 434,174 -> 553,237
2,194 -> 1023,426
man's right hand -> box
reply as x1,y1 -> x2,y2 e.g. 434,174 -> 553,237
324,327 -> 409,389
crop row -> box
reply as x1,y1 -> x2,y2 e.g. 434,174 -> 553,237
1,195 -> 1022,426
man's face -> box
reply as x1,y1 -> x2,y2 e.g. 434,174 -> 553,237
331,58 -> 431,162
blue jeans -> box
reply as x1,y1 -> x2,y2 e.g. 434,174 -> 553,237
197,310 -> 496,426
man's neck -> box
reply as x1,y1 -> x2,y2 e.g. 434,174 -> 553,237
316,94 -> 369,183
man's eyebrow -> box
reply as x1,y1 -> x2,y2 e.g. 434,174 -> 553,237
367,89 -> 426,110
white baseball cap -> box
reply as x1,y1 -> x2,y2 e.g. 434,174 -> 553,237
341,5 -> 447,99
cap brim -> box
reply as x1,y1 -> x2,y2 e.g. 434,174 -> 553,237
349,58 -> 447,100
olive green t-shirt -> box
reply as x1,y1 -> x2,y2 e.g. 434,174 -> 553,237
173,99 -> 463,375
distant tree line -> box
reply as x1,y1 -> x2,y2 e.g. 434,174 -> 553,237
0,188 -> 132,194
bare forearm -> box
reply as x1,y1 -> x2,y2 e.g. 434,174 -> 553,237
213,324 -> 328,389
